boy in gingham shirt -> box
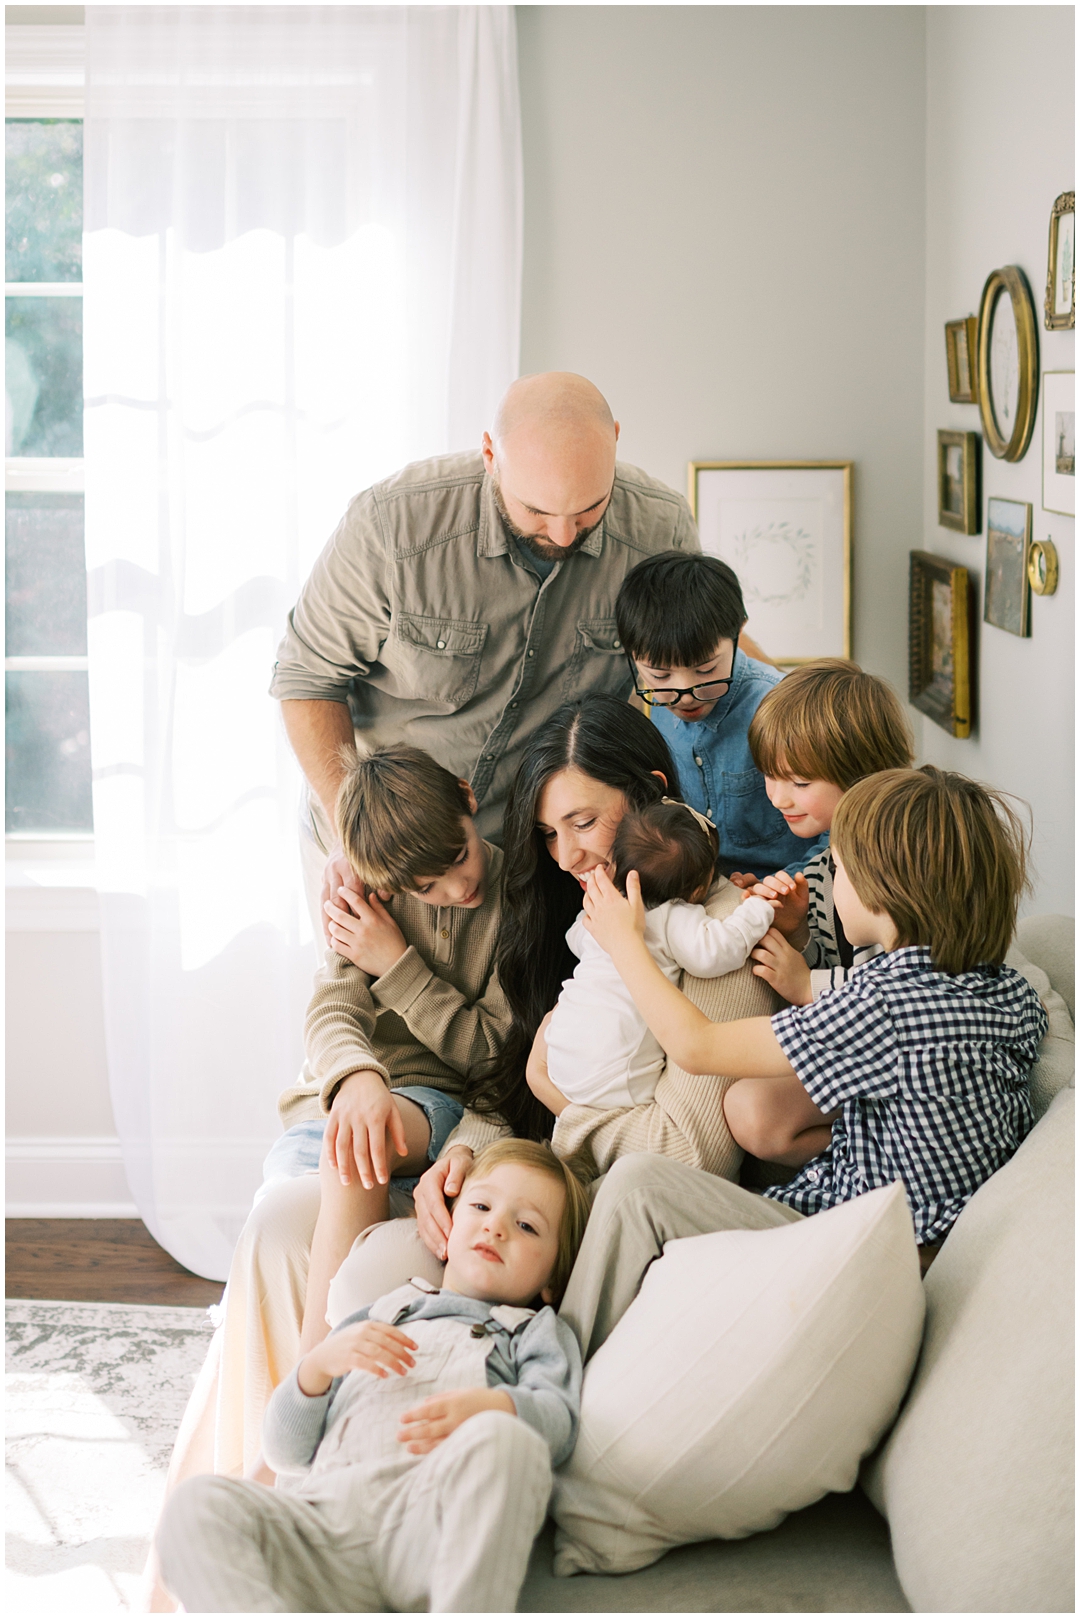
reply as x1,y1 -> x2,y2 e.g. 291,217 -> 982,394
582,765 -> 1048,1257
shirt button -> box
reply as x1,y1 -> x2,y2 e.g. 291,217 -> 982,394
440,928 -> 450,939
695,755 -> 704,766
613,638 -> 621,649
436,639 -> 446,649
470,1323 -> 487,1339
486,753 -> 495,761
509,700 -> 518,709
527,649 -> 535,658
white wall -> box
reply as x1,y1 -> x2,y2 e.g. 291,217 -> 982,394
518,3 -> 928,699
7,5 -> 1074,1210
919,6 -> 1074,916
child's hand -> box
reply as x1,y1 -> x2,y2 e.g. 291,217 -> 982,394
326,1070 -> 410,1189
743,870 -> 809,941
325,885 -> 408,978
298,1321 -> 418,1397
750,928 -> 813,1006
582,865 -> 646,955
398,1387 -> 515,1453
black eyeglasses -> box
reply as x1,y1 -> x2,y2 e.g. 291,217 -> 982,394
626,654 -> 732,708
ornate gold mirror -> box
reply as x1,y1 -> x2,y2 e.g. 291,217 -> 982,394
977,265 -> 1039,461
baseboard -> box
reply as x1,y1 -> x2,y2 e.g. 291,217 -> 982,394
6,1136 -> 138,1216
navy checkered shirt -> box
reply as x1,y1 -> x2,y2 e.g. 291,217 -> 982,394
764,946 -> 1049,1244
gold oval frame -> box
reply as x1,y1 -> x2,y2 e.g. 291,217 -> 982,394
977,265 -> 1039,462
1027,537 -> 1059,596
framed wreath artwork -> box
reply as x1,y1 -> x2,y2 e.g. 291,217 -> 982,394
689,461 -> 852,665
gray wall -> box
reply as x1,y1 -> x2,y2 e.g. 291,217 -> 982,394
920,6 -> 1074,915
517,4 -> 928,697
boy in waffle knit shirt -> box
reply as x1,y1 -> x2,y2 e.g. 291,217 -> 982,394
157,1142 -> 588,1614
583,766 -> 1048,1257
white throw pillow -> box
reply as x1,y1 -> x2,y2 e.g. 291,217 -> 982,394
553,1182 -> 925,1576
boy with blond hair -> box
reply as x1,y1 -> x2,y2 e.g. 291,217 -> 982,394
157,1141 -> 589,1614
264,744 -> 511,1354
583,766 -> 1048,1255
741,658 -> 914,1005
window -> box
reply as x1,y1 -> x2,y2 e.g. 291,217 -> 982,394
6,68 -> 89,836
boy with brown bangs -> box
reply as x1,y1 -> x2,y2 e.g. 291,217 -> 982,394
264,744 -> 511,1356
158,1141 -> 589,1615
739,658 -> 914,1006
583,766 -> 1049,1255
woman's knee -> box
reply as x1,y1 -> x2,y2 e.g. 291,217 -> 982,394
327,1218 -> 444,1326
233,1176 -> 321,1280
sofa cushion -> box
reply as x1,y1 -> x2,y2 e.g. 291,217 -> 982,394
552,1182 -> 925,1576
1004,948 -> 1075,1121
862,1088 -> 1074,1614
1015,913 -> 1074,1019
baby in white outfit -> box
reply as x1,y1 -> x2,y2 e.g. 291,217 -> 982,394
546,799 -> 775,1108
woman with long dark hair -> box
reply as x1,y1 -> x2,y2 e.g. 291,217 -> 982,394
412,692 -> 779,1259
465,693 -> 675,1141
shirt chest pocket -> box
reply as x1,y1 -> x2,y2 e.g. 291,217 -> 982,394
562,615 -> 628,701
390,612 -> 489,710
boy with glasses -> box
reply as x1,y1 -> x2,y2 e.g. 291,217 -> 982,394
615,551 -> 826,879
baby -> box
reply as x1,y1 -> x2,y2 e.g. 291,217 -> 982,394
545,799 -> 775,1108
156,1141 -> 589,1615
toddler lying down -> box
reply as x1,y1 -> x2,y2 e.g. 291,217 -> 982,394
156,1142 -> 588,1615
545,799 -> 774,1108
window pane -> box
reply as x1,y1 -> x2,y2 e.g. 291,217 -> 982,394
5,119 -> 83,283
6,670 -> 93,832
6,492 -> 87,656
5,295 -> 83,456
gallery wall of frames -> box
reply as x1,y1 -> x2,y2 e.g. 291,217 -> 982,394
917,4 -> 1073,916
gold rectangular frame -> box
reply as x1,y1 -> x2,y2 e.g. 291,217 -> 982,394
945,316 -> 979,403
908,550 -> 973,739
936,429 -> 980,534
984,497 -> 1033,639
688,460 -> 852,666
1045,190 -> 1075,331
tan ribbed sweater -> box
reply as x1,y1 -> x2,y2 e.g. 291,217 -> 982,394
278,844 -> 508,1127
439,876 -> 781,1179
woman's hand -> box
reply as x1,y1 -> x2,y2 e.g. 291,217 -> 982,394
751,928 -> 813,1006
297,1320 -> 417,1397
582,865 -> 647,956
398,1388 -> 514,1454
525,1012 -> 570,1116
413,1146 -> 474,1261
326,1070 -> 409,1189
325,885 -> 408,978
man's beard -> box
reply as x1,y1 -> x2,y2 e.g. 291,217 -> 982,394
491,478 -> 604,562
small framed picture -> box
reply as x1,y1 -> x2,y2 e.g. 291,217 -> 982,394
937,429 -> 979,533
1044,191 -> 1075,330
945,317 -> 979,403
688,461 -> 852,666
984,497 -> 1032,638
908,551 -> 973,739
1042,371 -> 1074,516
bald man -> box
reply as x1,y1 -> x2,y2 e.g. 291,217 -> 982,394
271,373 -> 699,929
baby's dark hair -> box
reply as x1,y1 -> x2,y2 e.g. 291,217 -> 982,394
611,801 -> 718,909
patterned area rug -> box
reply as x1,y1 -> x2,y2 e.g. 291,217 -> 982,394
6,1299 -> 215,1615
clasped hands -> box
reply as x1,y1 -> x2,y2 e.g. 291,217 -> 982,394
582,863 -> 815,1006
297,1320 -> 513,1453
324,881 -> 409,979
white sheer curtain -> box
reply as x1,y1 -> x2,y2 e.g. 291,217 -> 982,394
83,5 -> 522,1281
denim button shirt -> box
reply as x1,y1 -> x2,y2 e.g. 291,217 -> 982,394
650,650 -> 828,878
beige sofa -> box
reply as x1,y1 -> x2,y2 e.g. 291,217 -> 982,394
517,914 -> 1075,1614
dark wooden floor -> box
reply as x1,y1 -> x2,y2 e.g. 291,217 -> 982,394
5,1219 -> 225,1307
